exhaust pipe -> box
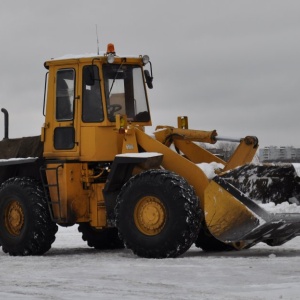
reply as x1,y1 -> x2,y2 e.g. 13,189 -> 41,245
1,108 -> 9,139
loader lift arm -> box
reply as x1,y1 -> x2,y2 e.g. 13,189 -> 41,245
152,119 -> 259,172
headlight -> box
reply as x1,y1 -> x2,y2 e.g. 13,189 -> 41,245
107,53 -> 115,64
142,55 -> 150,65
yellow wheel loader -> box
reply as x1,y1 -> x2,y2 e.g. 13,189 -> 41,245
0,44 -> 300,258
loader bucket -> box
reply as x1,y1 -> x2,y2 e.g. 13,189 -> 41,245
204,175 -> 300,249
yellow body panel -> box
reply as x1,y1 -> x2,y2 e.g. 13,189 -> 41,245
45,163 -> 89,222
80,126 -> 119,161
88,183 -> 107,228
45,162 -> 108,227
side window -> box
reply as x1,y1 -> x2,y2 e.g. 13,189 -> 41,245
82,65 -> 103,122
56,69 -> 75,121
54,127 -> 75,150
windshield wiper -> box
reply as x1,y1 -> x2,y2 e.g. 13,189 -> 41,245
108,62 -> 125,97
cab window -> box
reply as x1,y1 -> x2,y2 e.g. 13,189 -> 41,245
103,64 -> 150,122
82,65 -> 104,122
56,69 -> 75,121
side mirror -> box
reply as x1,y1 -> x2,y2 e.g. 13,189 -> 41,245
83,66 -> 95,86
144,70 -> 153,89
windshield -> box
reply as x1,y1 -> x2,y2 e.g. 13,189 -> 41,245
103,64 -> 150,122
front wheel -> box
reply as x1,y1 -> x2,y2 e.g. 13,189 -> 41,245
0,177 -> 58,256
115,169 -> 202,258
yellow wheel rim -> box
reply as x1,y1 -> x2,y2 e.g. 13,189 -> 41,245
5,200 -> 24,236
134,196 -> 166,236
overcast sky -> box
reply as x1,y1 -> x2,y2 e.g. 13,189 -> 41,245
0,0 -> 300,148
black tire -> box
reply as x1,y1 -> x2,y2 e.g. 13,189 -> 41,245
115,169 -> 202,258
195,222 -> 235,252
0,177 -> 58,256
78,223 -> 124,250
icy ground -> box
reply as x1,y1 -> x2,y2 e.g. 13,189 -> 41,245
1,226 -> 300,300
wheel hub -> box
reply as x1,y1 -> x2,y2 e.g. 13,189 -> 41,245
5,200 -> 24,236
134,196 -> 166,236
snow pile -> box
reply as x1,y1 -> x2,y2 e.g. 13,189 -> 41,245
0,157 -> 36,163
197,162 -> 300,214
256,201 -> 300,213
116,152 -> 161,158
53,53 -> 141,61
52,53 -> 99,60
197,162 -> 224,179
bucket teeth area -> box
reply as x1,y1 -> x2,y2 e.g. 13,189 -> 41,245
204,176 -> 300,248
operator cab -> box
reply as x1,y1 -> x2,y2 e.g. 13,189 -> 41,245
43,43 -> 153,159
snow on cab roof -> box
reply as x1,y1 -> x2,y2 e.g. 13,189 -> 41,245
51,52 -> 141,61
52,52 -> 102,60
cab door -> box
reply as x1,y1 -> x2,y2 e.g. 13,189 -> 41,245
43,64 -> 80,158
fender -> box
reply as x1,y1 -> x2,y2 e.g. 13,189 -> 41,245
103,152 -> 163,224
0,158 -> 43,185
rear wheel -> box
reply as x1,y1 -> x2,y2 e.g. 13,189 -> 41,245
78,223 -> 124,249
195,222 -> 235,252
0,177 -> 58,256
115,169 -> 201,258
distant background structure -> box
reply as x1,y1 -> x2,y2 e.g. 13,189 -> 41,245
201,142 -> 300,163
258,146 -> 300,162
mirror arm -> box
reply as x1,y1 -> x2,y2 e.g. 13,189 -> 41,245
149,61 -> 153,78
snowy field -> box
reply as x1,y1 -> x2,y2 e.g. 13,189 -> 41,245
1,225 -> 300,300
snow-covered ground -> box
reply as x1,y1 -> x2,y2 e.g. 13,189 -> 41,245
1,226 -> 300,300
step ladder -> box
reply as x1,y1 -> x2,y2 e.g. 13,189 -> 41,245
40,164 -> 64,222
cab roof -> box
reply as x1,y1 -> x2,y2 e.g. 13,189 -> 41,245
44,43 -> 149,69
